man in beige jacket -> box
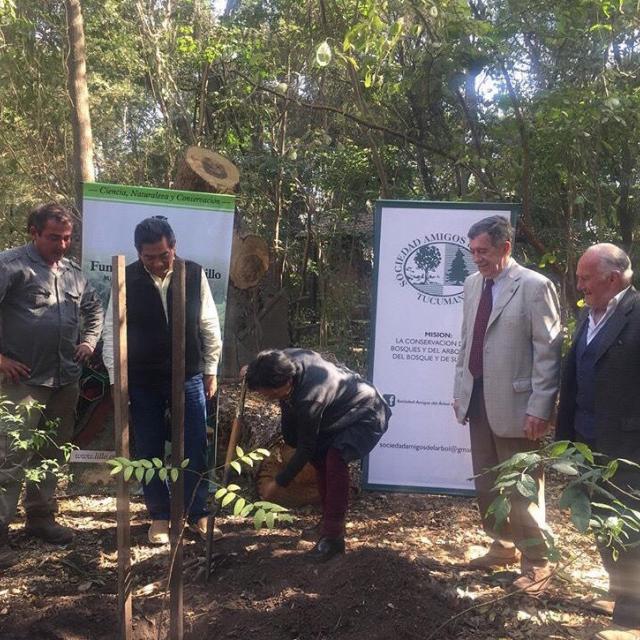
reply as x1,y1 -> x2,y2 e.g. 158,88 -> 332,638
453,215 -> 562,594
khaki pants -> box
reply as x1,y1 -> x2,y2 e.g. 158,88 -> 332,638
0,381 -> 78,526
468,381 -> 548,565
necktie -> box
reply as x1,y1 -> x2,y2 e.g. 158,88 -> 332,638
469,278 -> 494,379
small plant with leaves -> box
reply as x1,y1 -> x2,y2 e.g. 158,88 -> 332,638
486,440 -> 640,561
107,445 -> 294,531
215,445 -> 294,530
0,397 -> 77,487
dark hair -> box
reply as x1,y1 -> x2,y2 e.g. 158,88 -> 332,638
245,350 -> 296,389
134,216 -> 176,251
27,202 -> 74,234
468,215 -> 513,247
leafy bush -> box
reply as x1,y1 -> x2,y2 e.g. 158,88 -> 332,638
487,440 -> 640,561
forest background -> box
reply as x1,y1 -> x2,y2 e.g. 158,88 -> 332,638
1,0 -> 639,371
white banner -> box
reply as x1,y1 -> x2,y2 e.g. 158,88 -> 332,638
82,183 -> 235,319
364,201 -> 516,494
70,450 -> 115,463
78,182 -> 235,461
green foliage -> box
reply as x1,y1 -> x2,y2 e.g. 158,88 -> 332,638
107,446 -> 292,531
0,397 -> 76,487
0,0 -> 16,22
315,41 -> 332,67
486,440 -> 640,559
2,0 -> 640,327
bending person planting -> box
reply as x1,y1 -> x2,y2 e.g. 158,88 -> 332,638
244,349 -> 391,562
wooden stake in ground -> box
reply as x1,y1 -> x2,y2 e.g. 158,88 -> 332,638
170,258 -> 186,640
112,255 -> 132,640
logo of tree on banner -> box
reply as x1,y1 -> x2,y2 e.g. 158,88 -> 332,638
413,244 -> 441,284
397,237 -> 475,302
446,248 -> 470,285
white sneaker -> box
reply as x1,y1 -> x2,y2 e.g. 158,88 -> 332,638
148,520 -> 169,545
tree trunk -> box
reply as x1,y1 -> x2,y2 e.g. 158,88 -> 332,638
616,143 -> 634,252
65,0 -> 94,210
346,64 -> 391,198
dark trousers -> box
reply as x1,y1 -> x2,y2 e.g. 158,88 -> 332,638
129,374 -> 209,521
311,448 -> 350,539
577,433 -> 640,628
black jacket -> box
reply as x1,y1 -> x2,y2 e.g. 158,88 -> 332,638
556,288 -> 640,483
275,349 -> 391,486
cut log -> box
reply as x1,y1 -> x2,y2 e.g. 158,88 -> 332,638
230,233 -> 269,289
175,146 -> 240,194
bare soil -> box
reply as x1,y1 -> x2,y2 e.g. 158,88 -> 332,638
0,387 -> 613,640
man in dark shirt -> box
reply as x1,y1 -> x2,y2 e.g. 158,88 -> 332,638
245,349 -> 391,562
0,203 -> 103,556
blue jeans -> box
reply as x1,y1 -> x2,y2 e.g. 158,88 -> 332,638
129,374 -> 209,521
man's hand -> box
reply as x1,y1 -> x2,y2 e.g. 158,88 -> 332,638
261,479 -> 279,501
523,414 -> 550,441
239,365 -> 248,379
0,354 -> 30,383
203,374 -> 217,400
452,399 -> 468,424
74,343 -> 94,365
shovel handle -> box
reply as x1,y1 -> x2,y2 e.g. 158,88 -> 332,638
223,378 -> 247,478
206,377 -> 248,581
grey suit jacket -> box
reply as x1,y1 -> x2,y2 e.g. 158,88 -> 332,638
453,259 -> 562,437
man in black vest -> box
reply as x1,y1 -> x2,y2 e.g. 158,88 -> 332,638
103,217 -> 222,544
557,243 -> 640,640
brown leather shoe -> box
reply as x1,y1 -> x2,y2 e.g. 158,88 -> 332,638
24,515 -> 74,545
511,563 -> 553,595
594,626 -> 640,640
468,543 -> 520,569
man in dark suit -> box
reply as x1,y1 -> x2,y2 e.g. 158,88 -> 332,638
557,243 -> 640,640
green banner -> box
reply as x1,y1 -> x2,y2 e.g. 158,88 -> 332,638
83,182 -> 235,212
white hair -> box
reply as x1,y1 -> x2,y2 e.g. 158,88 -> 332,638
585,243 -> 633,285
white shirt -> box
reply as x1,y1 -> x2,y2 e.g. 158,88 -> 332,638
102,266 -> 222,383
586,286 -> 631,345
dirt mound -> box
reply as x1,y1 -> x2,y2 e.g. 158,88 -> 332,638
187,533 -> 459,640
